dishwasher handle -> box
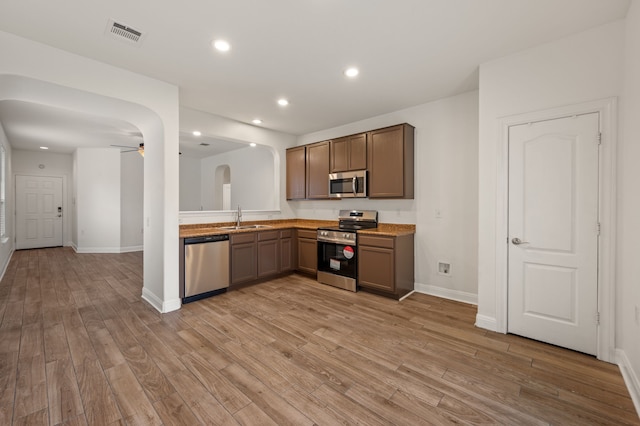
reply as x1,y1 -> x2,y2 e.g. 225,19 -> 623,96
184,234 -> 229,244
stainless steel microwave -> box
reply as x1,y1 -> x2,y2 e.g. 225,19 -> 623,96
328,170 -> 367,198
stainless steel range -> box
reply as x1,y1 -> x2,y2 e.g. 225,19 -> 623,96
317,210 -> 378,292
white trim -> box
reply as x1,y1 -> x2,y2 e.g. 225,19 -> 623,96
162,298 -> 182,313
141,287 -> 181,313
0,247 -> 13,282
75,246 -> 129,254
415,283 -> 478,305
399,290 -> 415,302
475,314 -> 498,332
616,349 -> 640,417
119,245 -> 143,253
141,287 -> 163,312
70,242 -> 142,253
494,98 -> 617,362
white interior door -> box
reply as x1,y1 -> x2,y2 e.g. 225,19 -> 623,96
507,113 -> 599,355
15,175 -> 63,249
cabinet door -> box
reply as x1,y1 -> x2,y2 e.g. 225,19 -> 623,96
297,238 -> 317,275
330,133 -> 367,173
348,133 -> 368,171
358,245 -> 395,292
306,141 -> 330,199
286,146 -> 306,200
368,124 -> 414,199
231,242 -> 257,285
280,238 -> 293,272
330,136 -> 349,173
258,239 -> 279,278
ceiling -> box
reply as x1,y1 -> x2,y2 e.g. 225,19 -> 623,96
0,0 -> 631,153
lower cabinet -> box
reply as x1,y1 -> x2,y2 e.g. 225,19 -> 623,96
296,229 -> 317,275
279,229 -> 294,272
230,232 -> 257,285
257,230 -> 279,278
358,233 -> 414,300
231,229 -> 296,287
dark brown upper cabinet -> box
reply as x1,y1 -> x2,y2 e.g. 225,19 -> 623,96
368,124 -> 414,199
305,141 -> 330,199
330,133 -> 367,173
286,146 -> 306,200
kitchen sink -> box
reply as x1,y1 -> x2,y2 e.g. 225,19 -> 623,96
216,224 -> 274,230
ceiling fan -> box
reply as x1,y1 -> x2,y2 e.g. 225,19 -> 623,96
111,142 -> 144,156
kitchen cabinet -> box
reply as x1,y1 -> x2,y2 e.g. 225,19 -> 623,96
368,124 -> 414,199
296,229 -> 317,275
230,232 -> 257,285
286,146 -> 306,200
279,229 -> 294,272
257,230 -> 279,278
330,133 -> 367,173
306,141 -> 330,199
358,233 -> 414,300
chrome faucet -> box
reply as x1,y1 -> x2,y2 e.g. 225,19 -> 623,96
236,205 -> 242,227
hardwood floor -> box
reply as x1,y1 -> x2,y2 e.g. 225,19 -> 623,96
0,247 -> 638,425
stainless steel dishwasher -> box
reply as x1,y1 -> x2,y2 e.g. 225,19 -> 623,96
183,234 -> 230,303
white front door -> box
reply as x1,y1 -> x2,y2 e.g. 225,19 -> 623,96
15,175 -> 63,249
507,113 -> 599,355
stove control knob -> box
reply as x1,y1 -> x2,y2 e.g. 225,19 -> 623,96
343,233 -> 350,239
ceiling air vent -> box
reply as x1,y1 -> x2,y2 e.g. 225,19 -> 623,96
105,19 -> 145,46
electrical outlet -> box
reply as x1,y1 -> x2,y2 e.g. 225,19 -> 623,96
437,261 -> 451,276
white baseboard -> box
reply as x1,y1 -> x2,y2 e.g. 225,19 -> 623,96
616,349 -> 640,417
0,248 -> 14,282
141,287 -> 163,312
119,245 -> 143,253
141,287 -> 182,314
74,245 -> 143,254
475,314 -> 499,332
414,283 -> 478,305
163,298 -> 182,313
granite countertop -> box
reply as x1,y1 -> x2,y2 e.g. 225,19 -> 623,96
179,219 -> 415,238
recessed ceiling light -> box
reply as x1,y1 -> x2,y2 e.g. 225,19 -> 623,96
250,143 -> 257,147
277,98 -> 289,106
344,67 -> 359,78
212,39 -> 231,52
252,119 -> 263,125
192,130 -> 201,136
40,146 -> 49,150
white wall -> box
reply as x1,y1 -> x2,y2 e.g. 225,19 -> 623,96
75,148 -> 121,252
0,123 -> 12,277
0,30 -> 180,313
295,91 -> 479,303
120,152 -> 143,251
179,155 -> 201,211
200,146 -> 276,211
12,149 -> 73,246
178,107 -> 297,225
618,1 -> 640,407
477,20 -> 625,328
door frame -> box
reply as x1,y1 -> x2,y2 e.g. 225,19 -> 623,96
14,173 -> 69,250
494,98 -> 617,362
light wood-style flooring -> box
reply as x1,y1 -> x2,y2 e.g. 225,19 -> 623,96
0,247 -> 638,425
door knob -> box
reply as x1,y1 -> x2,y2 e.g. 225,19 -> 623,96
511,237 -> 529,245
